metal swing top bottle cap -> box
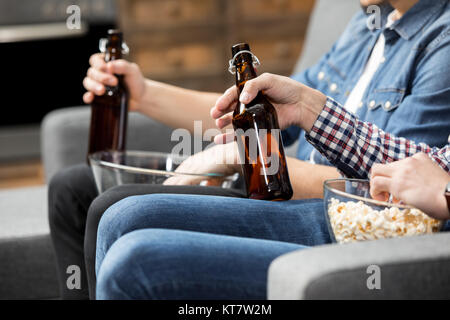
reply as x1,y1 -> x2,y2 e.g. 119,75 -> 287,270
228,43 -> 261,74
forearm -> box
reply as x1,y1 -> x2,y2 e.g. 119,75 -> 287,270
137,79 -> 222,133
297,87 -> 450,178
286,157 -> 340,199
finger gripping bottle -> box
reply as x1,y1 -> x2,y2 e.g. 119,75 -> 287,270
230,43 -> 293,200
87,29 -> 129,161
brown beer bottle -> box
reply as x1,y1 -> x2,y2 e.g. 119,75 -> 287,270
87,29 -> 129,160
230,43 -> 293,200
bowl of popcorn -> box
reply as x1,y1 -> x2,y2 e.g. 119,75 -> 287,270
323,179 -> 443,244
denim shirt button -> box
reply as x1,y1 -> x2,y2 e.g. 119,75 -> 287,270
358,101 -> 364,108
318,71 -> 325,80
369,100 -> 376,108
384,101 -> 392,109
330,83 -> 338,92
380,56 -> 386,63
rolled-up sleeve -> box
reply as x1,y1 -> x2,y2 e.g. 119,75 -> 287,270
305,98 -> 450,179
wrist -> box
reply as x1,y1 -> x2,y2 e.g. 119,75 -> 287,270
135,79 -> 159,113
296,85 -> 327,132
435,194 -> 450,221
432,181 -> 450,220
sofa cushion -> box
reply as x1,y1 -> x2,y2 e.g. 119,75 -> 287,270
41,107 -> 177,182
0,235 -> 59,299
0,186 -> 49,239
0,185 -> 59,299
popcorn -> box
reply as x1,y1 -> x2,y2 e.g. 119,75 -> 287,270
328,198 -> 442,244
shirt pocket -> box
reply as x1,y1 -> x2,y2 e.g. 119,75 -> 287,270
315,61 -> 347,96
366,88 -> 406,112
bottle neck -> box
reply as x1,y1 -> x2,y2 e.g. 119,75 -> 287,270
105,45 -> 122,62
105,34 -> 123,62
235,56 -> 257,93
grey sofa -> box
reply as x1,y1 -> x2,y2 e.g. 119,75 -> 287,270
0,112 -> 176,299
1,0 -> 448,300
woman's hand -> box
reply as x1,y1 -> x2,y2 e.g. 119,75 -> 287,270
210,73 -> 326,144
82,53 -> 146,111
370,153 -> 450,220
163,142 -> 241,186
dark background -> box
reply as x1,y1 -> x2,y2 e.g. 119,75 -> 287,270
0,0 -> 117,126
0,0 -> 314,188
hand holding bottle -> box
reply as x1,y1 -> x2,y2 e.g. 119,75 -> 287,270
83,53 -> 146,111
211,73 -> 326,144
87,30 -> 130,157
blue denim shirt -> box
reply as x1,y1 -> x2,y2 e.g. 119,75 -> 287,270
284,0 -> 450,165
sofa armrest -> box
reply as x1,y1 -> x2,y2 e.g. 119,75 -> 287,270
268,232 -> 450,299
41,106 -> 175,182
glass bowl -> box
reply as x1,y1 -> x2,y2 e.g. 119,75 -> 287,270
88,150 -> 241,193
323,178 -> 443,244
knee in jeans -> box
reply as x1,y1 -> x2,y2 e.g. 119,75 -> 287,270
97,193 -> 185,262
96,229 -> 172,298
98,194 -> 168,238
97,195 -> 146,250
88,184 -> 128,225
96,235 -> 138,298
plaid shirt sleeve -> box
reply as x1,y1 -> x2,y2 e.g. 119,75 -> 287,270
305,97 -> 450,179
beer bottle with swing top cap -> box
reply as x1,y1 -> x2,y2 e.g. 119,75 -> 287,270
230,43 -> 293,200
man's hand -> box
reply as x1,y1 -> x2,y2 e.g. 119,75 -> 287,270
82,53 -> 146,111
370,153 -> 450,220
163,143 -> 241,186
211,73 -> 326,144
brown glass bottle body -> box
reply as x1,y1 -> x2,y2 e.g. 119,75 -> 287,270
231,44 -> 293,200
87,30 -> 129,161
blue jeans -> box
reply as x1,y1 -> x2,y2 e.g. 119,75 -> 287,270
96,194 -> 331,299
